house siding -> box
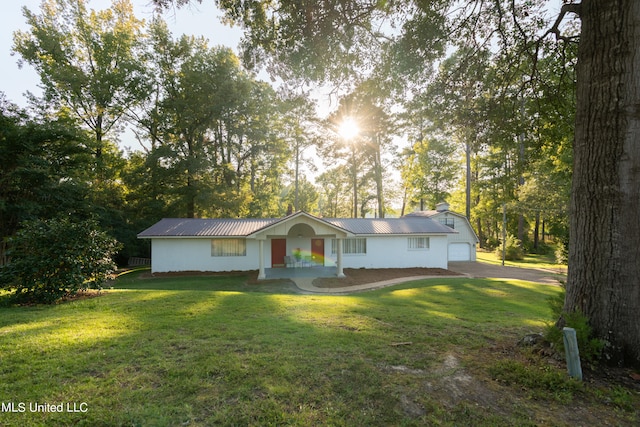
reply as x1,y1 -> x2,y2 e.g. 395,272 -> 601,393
150,234 -> 450,273
151,238 -> 260,273
430,213 -> 478,262
324,235 -> 449,269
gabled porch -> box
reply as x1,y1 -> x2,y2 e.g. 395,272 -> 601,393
247,211 -> 352,280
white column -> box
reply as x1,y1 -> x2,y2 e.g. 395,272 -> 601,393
258,239 -> 266,280
336,237 -> 345,278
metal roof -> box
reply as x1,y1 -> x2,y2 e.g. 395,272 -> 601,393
325,218 -> 457,235
138,215 -> 457,238
137,218 -> 279,237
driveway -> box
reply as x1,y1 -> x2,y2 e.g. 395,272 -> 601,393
447,261 -> 565,285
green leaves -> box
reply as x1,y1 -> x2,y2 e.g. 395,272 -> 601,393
0,217 -> 121,304
13,0 -> 149,150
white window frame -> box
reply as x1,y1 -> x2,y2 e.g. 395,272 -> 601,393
439,217 -> 455,229
211,239 -> 246,257
408,237 -> 430,250
331,238 -> 367,255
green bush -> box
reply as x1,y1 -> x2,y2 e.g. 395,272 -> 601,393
545,284 -> 605,364
554,236 -> 569,265
483,237 -> 500,250
494,234 -> 524,260
0,217 -> 121,304
528,242 -> 553,255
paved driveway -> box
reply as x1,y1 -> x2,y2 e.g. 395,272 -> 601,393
447,261 -> 565,285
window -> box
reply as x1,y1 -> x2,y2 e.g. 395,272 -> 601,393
331,238 -> 367,255
211,239 -> 246,256
439,217 -> 455,229
408,237 -> 430,250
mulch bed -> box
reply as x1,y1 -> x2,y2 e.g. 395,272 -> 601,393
313,267 -> 461,288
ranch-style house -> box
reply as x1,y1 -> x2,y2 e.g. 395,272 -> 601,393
138,207 -> 477,279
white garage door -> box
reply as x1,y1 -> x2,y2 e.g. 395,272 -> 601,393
448,243 -> 470,261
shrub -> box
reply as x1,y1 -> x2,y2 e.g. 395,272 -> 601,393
494,234 -> 524,260
529,242 -> 553,255
554,236 -> 569,265
483,237 -> 500,250
545,284 -> 605,364
0,217 -> 121,304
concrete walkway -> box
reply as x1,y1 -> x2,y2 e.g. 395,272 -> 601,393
448,261 -> 565,285
289,261 -> 565,294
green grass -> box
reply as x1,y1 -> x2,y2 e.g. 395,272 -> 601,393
0,275 -> 636,426
111,268 -> 300,293
477,249 -> 568,272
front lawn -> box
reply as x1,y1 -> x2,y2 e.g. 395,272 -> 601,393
0,276 -> 637,426
477,249 -> 568,272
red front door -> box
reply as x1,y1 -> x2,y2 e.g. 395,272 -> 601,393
311,239 -> 325,266
271,239 -> 286,267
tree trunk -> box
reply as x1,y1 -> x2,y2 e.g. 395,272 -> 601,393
294,138 -> 300,212
465,140 -> 471,220
565,0 -> 640,365
374,135 -> 384,218
351,149 -> 358,218
533,211 -> 540,250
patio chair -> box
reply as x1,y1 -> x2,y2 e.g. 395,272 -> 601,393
284,256 -> 296,268
303,255 -> 313,267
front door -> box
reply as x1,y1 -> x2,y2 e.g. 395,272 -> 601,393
311,238 -> 325,266
271,239 -> 286,267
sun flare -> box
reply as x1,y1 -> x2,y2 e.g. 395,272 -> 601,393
338,117 -> 360,140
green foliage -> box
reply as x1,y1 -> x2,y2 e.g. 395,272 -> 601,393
495,234 -> 524,261
545,285 -> 605,364
400,137 -> 458,210
554,235 -> 569,265
0,217 -> 121,304
0,98 -> 92,238
489,359 -> 583,403
13,0 -> 149,151
129,21 -> 292,218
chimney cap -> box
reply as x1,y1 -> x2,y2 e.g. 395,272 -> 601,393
435,202 -> 450,212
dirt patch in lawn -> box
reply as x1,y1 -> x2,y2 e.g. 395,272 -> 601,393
313,267 -> 460,288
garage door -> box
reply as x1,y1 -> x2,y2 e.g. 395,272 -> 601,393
448,243 -> 470,261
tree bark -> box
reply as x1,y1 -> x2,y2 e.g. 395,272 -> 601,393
373,134 -> 384,218
565,0 -> 640,365
465,140 -> 471,220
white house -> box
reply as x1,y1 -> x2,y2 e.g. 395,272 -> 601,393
403,202 -> 479,261
137,211 -> 458,278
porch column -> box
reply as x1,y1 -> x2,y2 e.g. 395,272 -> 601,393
258,239 -> 266,280
336,237 -> 345,278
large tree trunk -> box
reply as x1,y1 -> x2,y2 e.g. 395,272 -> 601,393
565,0 -> 640,365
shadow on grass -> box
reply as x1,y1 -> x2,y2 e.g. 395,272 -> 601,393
6,277 -> 625,427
